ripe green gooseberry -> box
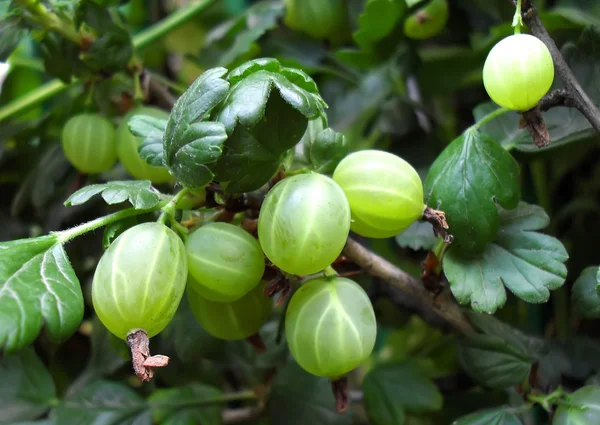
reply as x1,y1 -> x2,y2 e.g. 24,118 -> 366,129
92,222 -> 187,340
483,34 -> 554,111
116,106 -> 173,183
404,0 -> 449,40
187,282 -> 272,340
61,113 -> 117,174
332,150 -> 425,239
186,222 -> 265,302
285,277 -> 377,378
258,173 -> 351,276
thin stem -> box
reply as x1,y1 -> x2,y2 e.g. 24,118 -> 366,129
513,0 -> 523,34
56,203 -> 167,243
149,390 -> 257,409
0,79 -> 70,122
470,107 -> 511,131
17,0 -> 82,45
324,265 -> 338,278
147,71 -> 187,94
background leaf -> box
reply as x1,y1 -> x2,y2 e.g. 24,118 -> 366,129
453,407 -> 523,425
394,221 -> 437,251
149,384 -> 223,425
553,386 -> 600,425
64,181 -> 161,210
444,203 -> 568,313
572,266 -> 600,319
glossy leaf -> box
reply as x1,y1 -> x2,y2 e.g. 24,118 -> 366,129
353,0 -> 406,51
213,91 -> 308,193
453,407 -> 523,425
554,386 -> 600,425
149,384 -> 222,425
64,180 -> 161,210
306,128 -> 348,174
363,360 -> 442,425
128,115 -> 168,167
425,129 -> 521,255
444,203 -> 569,313
270,361 -> 351,425
572,266 -> 600,319
0,349 -> 56,423
0,236 -> 84,352
54,380 -> 150,425
395,221 -> 437,251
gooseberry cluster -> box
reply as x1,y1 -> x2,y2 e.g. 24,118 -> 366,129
61,106 -> 173,183
91,149 -> 427,390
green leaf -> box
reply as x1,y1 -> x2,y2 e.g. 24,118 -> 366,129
216,58 -> 326,134
55,380 -> 150,425
353,0 -> 406,51
64,181 -> 161,210
0,236 -> 84,352
39,34 -> 86,83
306,128 -> 348,174
473,103 -> 527,150
572,266 -> 600,319
363,360 -> 442,425
453,407 -> 523,425
0,349 -> 56,423
128,115 -> 168,167
0,13 -> 27,61
457,312 -> 548,389
102,217 -> 139,250
424,128 -> 521,255
269,361 -> 351,425
213,91 -> 308,193
444,203 -> 568,313
554,386 -> 600,425
395,221 -> 437,251
149,384 -> 223,425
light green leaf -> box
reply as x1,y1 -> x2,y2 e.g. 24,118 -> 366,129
128,115 -> 167,167
0,349 -> 56,424
554,386 -> 600,425
424,129 -> 521,255
363,360 -> 442,425
453,407 -> 523,425
149,384 -> 222,425
572,266 -> 600,319
306,128 -> 348,174
0,236 -> 84,352
64,180 -> 161,210
54,380 -> 150,425
444,203 -> 568,313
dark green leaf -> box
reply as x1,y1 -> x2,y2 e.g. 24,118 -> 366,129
554,386 -> 600,425
82,27 -> 133,74
306,128 -> 348,174
214,91 -> 308,193
572,266 -> 600,319
64,181 -> 161,210
0,13 -> 27,61
40,33 -> 86,83
270,361 -> 351,425
353,0 -> 406,51
102,217 -> 139,250
55,380 -> 150,425
149,384 -> 222,425
0,236 -> 84,352
444,203 -> 569,313
0,349 -> 56,423
363,360 -> 442,424
394,221 -> 437,251
425,129 -> 521,255
453,407 -> 523,425
128,115 -> 168,167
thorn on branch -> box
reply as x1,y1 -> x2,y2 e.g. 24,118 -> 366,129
423,207 -> 453,243
126,329 -> 169,381
520,108 -> 550,148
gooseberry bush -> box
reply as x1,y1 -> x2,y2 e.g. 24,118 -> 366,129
1,0 -> 600,424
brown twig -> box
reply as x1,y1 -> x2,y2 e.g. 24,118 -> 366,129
343,238 -> 474,335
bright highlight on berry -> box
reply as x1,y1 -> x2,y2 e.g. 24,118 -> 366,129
333,150 -> 425,239
483,34 -> 554,111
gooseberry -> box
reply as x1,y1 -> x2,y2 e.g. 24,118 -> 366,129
332,150 -> 425,239
258,173 -> 351,276
285,277 -> 377,378
404,0 -> 449,40
186,222 -> 265,302
483,34 -> 554,111
187,282 -> 272,340
92,222 -> 188,340
116,106 -> 173,183
61,113 -> 117,174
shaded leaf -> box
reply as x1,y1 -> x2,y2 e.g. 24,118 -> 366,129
39,34 -> 85,83
306,128 -> 348,174
425,129 -> 521,255
128,115 -> 168,167
102,217 -> 139,250
363,360 -> 442,425
353,0 -> 406,51
572,266 -> 600,319
0,236 -> 84,352
55,380 -> 150,425
0,13 -> 27,61
554,386 -> 600,425
0,349 -> 56,424
149,384 -> 222,425
64,181 -> 161,210
395,221 -> 437,251
444,203 -> 569,313
453,407 -> 523,425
